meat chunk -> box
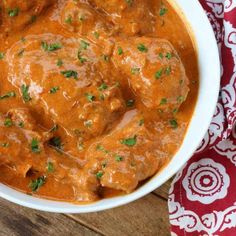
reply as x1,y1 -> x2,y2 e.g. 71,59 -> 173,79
88,0 -> 157,36
7,34 -> 125,141
0,0 -> 55,33
60,0 -> 114,37
0,109 -> 51,177
112,37 -> 189,112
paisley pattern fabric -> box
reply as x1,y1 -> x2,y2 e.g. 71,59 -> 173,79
169,1 -> 236,235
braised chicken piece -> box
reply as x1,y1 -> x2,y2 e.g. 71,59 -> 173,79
7,34 -> 125,141
0,0 -> 56,34
112,37 -> 189,111
88,0 -> 157,36
60,0 -> 114,37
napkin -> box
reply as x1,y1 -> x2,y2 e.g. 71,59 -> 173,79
169,1 -> 236,235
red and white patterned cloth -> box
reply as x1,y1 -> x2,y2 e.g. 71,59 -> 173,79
168,1 -> 236,235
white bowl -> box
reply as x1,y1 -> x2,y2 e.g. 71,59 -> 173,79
0,0 -> 220,213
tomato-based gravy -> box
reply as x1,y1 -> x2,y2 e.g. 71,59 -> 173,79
0,0 -> 198,203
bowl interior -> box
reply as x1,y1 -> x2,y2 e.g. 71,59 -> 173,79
0,0 -> 220,213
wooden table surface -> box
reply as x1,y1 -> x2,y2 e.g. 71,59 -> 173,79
0,180 -> 172,236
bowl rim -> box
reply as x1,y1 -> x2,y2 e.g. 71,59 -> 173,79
0,0 -> 221,213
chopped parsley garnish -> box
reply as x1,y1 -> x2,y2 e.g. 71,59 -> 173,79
169,119 -> 178,129
77,51 -> 87,63
17,49 -> 25,57
29,176 -> 46,192
1,143 -> 9,148
0,52 -> 4,60
18,122 -> 24,128
165,66 -> 171,75
98,83 -> 108,91
166,52 -> 172,59
160,98 -> 167,105
41,41 -> 62,52
102,54 -> 109,61
8,8 -> 19,17
4,118 -> 13,127
96,171 -> 104,179
96,144 -> 109,154
21,85 -> 31,102
125,0 -> 133,6
80,40 -> 90,50
177,96 -> 184,103
0,91 -> 16,100
49,137 -> 63,150
48,124 -> 58,133
137,44 -> 148,53
117,46 -> 123,55
155,69 -> 163,79
61,70 -> 78,80
85,93 -> 95,102
120,135 -> 137,147
31,138 -> 41,153
65,15 -> 72,24
131,67 -> 140,75
173,108 -> 178,114
84,120 -> 93,127
139,119 -> 144,126
115,155 -> 123,162
57,59 -> 63,67
160,7 -> 168,16
47,162 -> 54,173
49,86 -> 59,94
126,99 -> 135,107
93,31 -> 100,39
159,53 -> 163,59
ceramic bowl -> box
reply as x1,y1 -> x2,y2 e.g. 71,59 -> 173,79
0,0 -> 220,213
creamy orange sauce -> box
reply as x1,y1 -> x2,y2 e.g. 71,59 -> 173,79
0,0 -> 198,203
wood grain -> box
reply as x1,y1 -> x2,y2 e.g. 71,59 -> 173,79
0,198 -> 100,236
67,194 -> 170,236
0,180 -> 172,236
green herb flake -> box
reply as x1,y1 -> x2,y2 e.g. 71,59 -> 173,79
158,52 -> 163,59
47,162 -> 54,173
0,52 -> 5,60
49,86 -> 59,94
117,46 -> 123,55
160,7 -> 168,16
8,8 -> 19,17
93,31 -> 100,39
29,176 -> 46,192
21,84 -> 31,102
115,155 -> 123,162
126,99 -> 135,107
85,93 -> 95,102
65,15 -> 72,24
137,44 -> 148,53
0,91 -> 16,100
48,124 -> 58,133
4,118 -> 13,127
96,171 -> 104,179
139,119 -> 144,126
31,138 -> 41,153
77,51 -> 87,63
169,119 -> 178,129
125,0 -> 133,6
155,69 -> 163,79
80,40 -> 90,50
57,59 -> 63,67
166,52 -> 172,59
18,122 -> 24,128
120,135 -> 137,147
41,41 -> 62,52
49,137 -> 63,150
61,70 -> 78,80
98,83 -> 108,91
177,96 -> 184,103
1,143 -> 9,148
131,67 -> 140,75
160,98 -> 167,105
165,66 -> 172,75
96,144 -> 109,154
